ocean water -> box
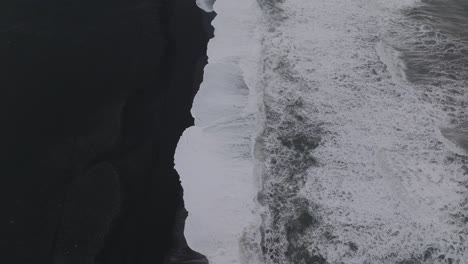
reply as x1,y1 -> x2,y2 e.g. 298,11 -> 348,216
176,0 -> 468,263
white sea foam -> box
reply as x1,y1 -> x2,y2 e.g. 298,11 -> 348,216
175,1 -> 261,263
255,0 -> 468,263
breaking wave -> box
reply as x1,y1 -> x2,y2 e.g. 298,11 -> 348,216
250,0 -> 468,263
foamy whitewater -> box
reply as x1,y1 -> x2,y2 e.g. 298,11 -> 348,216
176,0 -> 468,263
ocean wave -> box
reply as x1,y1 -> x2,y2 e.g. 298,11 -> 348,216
178,0 -> 468,263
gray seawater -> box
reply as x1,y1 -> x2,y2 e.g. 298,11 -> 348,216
401,0 -> 468,153
403,0 -> 468,86
245,0 -> 468,263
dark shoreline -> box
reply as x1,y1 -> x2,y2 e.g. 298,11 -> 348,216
1,1 -> 214,263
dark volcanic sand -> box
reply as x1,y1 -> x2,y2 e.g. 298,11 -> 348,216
0,1 -> 214,263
